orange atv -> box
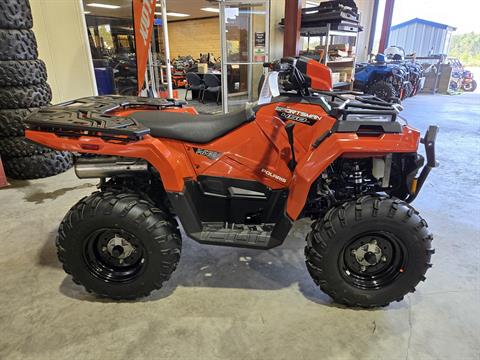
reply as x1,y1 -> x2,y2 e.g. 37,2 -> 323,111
25,57 -> 438,307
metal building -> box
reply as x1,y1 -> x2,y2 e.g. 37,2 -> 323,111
389,18 -> 456,56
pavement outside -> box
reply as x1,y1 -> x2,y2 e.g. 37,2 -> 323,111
0,93 -> 479,360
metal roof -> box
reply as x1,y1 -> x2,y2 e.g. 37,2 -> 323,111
391,18 -> 457,31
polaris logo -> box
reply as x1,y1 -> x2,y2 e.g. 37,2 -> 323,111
139,0 -> 155,46
275,106 -> 321,125
261,168 -> 287,183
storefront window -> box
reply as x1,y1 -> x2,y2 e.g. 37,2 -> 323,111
83,0 -> 137,95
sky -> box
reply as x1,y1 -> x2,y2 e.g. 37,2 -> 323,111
391,0 -> 480,33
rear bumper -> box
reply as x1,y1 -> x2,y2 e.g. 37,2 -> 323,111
406,125 -> 439,202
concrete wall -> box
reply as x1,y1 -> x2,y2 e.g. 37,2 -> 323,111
30,0 -> 97,103
168,17 -> 221,59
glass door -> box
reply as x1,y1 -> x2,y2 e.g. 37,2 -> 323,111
219,0 -> 270,113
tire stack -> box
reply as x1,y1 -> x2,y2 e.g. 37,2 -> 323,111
0,0 -> 72,179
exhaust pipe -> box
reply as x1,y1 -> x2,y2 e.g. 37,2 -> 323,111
75,156 -> 149,179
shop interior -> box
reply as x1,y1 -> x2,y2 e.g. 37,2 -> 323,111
83,0 -> 269,114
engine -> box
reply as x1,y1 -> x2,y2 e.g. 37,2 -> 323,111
304,154 -> 422,218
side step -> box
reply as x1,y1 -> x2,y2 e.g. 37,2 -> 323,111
192,222 -> 275,249
189,222 -> 291,249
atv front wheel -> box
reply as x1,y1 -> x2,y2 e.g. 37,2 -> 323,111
463,80 -> 477,92
57,191 -> 181,300
368,81 -> 396,101
305,196 -> 434,308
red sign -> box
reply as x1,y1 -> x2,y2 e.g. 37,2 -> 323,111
133,0 -> 157,94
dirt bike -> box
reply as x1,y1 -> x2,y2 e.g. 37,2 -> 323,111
25,57 -> 438,308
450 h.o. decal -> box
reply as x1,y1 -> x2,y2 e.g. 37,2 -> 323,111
193,147 -> 222,160
275,106 -> 321,125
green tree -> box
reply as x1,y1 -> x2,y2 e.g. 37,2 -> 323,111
449,32 -> 480,66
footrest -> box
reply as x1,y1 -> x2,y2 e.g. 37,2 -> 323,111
195,222 -> 275,248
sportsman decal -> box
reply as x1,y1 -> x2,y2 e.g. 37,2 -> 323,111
275,106 -> 321,125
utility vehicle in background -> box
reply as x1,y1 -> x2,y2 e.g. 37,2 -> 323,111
355,47 -> 425,101
25,57 -> 438,308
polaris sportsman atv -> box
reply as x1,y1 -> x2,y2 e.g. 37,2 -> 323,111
25,57 -> 438,308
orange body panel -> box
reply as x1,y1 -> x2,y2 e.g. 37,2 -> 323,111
306,59 -> 333,91
26,100 -> 420,220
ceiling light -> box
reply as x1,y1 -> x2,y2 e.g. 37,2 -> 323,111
83,11 -> 91,14
166,12 -> 189,17
86,3 -> 120,9
201,7 -> 219,13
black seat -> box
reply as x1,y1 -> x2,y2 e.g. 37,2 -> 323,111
185,72 -> 205,101
202,73 -> 222,105
131,108 -> 255,143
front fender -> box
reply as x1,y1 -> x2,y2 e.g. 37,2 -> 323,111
285,127 -> 421,220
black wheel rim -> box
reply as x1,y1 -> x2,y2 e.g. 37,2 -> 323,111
339,231 -> 407,290
83,229 -> 146,283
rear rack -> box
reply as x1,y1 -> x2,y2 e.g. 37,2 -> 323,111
25,95 -> 186,140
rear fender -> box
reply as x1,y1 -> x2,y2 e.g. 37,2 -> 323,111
25,131 -> 196,192
285,127 -> 421,220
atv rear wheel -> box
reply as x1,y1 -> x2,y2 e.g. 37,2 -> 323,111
368,81 -> 396,101
305,196 -> 434,308
57,191 -> 182,300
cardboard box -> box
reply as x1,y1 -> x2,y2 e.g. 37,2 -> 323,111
329,43 -> 350,52
197,63 -> 208,74
332,72 -> 341,84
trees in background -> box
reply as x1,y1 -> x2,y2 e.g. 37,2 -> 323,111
449,32 -> 480,66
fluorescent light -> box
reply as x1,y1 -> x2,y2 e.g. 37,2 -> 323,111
201,7 -> 219,13
83,11 -> 91,14
166,12 -> 189,17
86,3 -> 120,9
154,11 -> 190,17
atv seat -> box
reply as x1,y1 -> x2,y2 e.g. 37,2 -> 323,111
131,108 -> 255,143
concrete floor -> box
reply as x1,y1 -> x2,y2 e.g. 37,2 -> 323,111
0,93 -> 479,360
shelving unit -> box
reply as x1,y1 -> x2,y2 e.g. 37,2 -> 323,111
300,23 -> 359,90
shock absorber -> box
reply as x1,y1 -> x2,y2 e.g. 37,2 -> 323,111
353,163 -> 363,194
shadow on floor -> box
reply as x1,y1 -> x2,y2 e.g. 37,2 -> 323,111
38,223 -> 400,310
24,183 -> 96,204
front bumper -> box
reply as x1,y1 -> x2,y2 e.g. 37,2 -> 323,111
406,125 -> 439,202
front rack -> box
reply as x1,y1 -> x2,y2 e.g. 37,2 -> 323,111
26,95 -> 186,140
312,90 -> 405,134
314,90 -> 403,121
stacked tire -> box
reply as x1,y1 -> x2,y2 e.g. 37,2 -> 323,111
0,0 -> 72,179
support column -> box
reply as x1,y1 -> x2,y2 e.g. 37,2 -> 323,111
160,0 -> 173,98
378,0 -> 395,53
283,0 -> 302,57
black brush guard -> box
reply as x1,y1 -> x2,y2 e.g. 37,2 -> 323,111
406,125 -> 439,202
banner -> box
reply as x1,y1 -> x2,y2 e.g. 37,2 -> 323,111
133,0 -> 157,94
